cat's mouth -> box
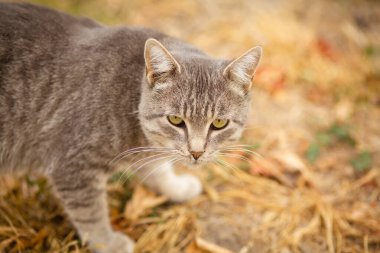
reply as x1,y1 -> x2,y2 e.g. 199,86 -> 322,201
179,153 -> 213,167
181,159 -> 205,168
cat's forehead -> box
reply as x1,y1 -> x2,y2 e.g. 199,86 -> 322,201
149,57 -> 247,120
162,65 -> 241,119
177,59 -> 227,94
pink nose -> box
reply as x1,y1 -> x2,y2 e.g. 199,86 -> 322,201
191,151 -> 204,160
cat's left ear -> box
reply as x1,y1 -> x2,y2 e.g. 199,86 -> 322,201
223,46 -> 262,92
144,38 -> 181,85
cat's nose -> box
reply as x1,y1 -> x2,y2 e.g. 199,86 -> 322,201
190,151 -> 204,160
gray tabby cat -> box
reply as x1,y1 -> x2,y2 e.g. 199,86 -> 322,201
0,3 -> 261,253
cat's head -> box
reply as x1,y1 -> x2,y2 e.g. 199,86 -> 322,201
138,38 -> 261,165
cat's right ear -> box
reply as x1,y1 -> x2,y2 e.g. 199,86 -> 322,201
144,38 -> 181,86
223,46 -> 262,94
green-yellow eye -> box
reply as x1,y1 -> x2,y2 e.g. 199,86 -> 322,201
211,119 -> 229,130
167,115 -> 184,126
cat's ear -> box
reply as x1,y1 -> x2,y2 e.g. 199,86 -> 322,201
144,38 -> 181,85
223,46 -> 262,92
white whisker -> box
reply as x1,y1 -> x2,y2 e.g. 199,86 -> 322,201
109,146 -> 175,165
111,149 -> 174,165
139,157 -> 184,184
219,148 -> 263,158
216,159 -> 244,181
119,153 -> 176,182
217,152 -> 251,162
121,154 -> 179,184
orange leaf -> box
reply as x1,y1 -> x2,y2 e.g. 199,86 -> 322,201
124,185 -> 167,221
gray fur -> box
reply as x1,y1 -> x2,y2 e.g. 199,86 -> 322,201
0,3 -> 261,253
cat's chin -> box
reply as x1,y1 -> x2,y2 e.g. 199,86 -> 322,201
180,158 -> 210,169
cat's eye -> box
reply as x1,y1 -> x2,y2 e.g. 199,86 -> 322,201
211,119 -> 229,130
167,115 -> 185,127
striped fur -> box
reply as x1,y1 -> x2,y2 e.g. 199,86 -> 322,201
0,3 -> 261,253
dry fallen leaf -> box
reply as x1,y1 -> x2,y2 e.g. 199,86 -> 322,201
270,150 -> 317,186
249,157 -> 293,187
195,237 -> 234,253
185,241 -> 206,253
124,184 -> 167,221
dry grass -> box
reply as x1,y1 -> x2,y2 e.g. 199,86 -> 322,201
1,0 -> 380,252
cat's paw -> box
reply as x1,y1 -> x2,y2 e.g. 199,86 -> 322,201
92,232 -> 135,253
160,174 -> 203,203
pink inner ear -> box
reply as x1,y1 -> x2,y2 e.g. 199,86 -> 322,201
223,47 -> 262,86
144,39 -> 181,78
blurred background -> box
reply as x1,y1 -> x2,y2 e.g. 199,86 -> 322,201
1,0 -> 379,252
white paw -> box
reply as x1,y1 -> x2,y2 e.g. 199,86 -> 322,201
91,232 -> 135,253
159,174 -> 203,203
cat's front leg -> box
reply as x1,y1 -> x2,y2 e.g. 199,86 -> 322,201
135,160 -> 203,203
51,168 -> 134,253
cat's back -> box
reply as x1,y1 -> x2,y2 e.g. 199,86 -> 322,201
0,3 -> 100,58
0,3 -> 100,40
0,2 -> 104,92
0,3 -> 165,172
0,3 -> 101,171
